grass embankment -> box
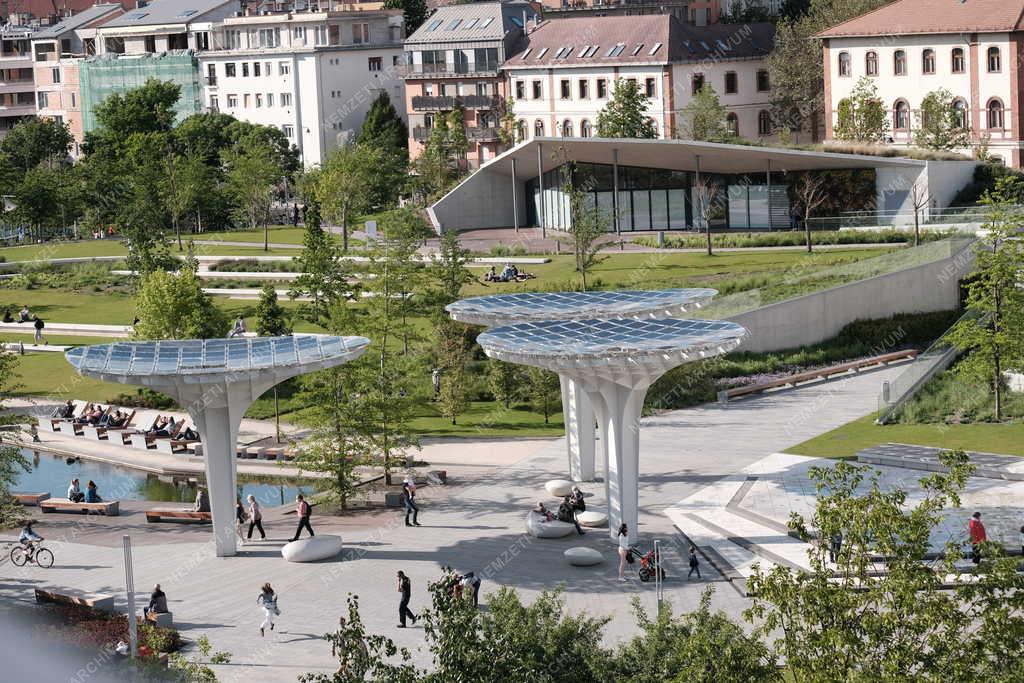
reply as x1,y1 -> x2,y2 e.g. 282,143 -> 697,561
787,413 -> 1024,459
633,228 -> 958,250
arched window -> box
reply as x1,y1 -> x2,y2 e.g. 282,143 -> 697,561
757,110 -> 772,136
987,99 -> 1004,129
515,119 -> 526,142
534,119 -> 544,137
894,100 -> 910,130
580,119 -> 592,138
988,47 -> 1001,72
838,51 -> 851,77
922,49 -> 935,74
726,112 -> 739,136
562,119 -> 573,137
951,47 -> 965,73
952,99 -> 968,130
894,50 -> 907,76
865,51 -> 878,76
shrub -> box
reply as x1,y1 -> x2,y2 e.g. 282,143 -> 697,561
488,244 -> 527,257
633,228 -> 956,250
111,387 -> 177,409
950,163 -> 1024,206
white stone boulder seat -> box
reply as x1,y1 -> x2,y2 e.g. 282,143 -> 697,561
576,510 -> 608,528
524,511 -> 576,538
545,479 -> 574,497
564,547 -> 604,566
281,535 -> 344,562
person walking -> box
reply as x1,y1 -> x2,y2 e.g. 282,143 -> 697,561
290,494 -> 314,542
247,494 -> 266,540
687,545 -> 701,579
257,583 -> 279,637
32,315 -> 45,345
829,530 -> 843,563
402,480 -> 420,527
234,497 -> 247,545
969,511 -> 986,564
617,523 -> 630,582
396,571 -> 417,628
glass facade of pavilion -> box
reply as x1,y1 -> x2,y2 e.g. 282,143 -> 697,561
525,162 -> 792,232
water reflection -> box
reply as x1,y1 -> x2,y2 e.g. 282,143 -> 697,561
14,449 -> 315,508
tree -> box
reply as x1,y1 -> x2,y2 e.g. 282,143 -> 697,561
768,0 -> 890,141
133,267 -> 229,340
487,359 -> 521,408
908,178 -> 930,247
414,113 -> 455,198
597,79 -> 656,139
316,143 -> 383,252
222,134 -> 283,251
162,150 -> 209,251
0,118 -> 71,172
0,349 -> 29,528
565,172 -> 609,291
833,76 -> 888,143
256,283 -> 292,442
86,78 -> 180,153
429,229 -> 474,306
914,88 -> 969,151
12,166 -> 70,239
746,450 -> 1024,680
383,0 -> 429,33
791,172 -> 829,253
447,108 -> 469,167
436,321 -> 470,425
693,174 -> 721,256
358,92 -> 408,209
525,367 -> 560,424
680,84 -> 733,142
947,177 -> 1024,421
610,592 -> 778,682
498,98 -> 518,146
289,203 -> 349,324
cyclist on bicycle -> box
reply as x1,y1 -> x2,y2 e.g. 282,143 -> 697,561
18,521 -> 43,559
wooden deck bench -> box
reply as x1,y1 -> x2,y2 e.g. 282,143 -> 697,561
154,438 -> 200,455
43,400 -> 88,432
13,491 -> 49,507
13,492 -> 50,506
145,508 -> 212,523
41,497 -> 120,516
82,410 -> 136,441
35,588 -> 115,612
718,349 -> 919,402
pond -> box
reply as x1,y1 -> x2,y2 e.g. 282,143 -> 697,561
14,449 -> 316,508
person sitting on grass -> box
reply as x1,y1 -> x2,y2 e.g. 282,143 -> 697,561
85,480 -> 102,503
484,266 -> 498,282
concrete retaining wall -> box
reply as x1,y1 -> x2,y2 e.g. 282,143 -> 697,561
725,241 -> 976,353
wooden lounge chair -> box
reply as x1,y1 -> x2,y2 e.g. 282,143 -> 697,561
41,400 -> 87,433
83,410 -> 136,441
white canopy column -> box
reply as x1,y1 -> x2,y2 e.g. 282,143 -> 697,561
477,317 -> 746,545
65,335 -> 370,557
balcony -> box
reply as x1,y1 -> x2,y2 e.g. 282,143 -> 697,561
0,79 -> 34,95
411,95 -> 501,112
205,76 -> 217,86
411,95 -> 455,111
412,126 -> 430,142
466,127 -> 501,142
401,63 -> 500,79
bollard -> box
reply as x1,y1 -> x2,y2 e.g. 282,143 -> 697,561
658,231 -> 665,248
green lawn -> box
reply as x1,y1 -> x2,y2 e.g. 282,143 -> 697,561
408,400 -> 564,438
10,351 -> 129,401
0,240 -> 128,262
462,248 -> 892,297
787,413 -> 1024,459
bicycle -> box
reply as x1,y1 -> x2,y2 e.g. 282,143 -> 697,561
10,542 -> 54,568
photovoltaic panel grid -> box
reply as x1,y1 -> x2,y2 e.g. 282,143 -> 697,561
477,318 -> 746,359
446,289 -> 717,326
65,335 -> 370,377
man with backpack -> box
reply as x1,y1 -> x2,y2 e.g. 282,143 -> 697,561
290,494 -> 314,542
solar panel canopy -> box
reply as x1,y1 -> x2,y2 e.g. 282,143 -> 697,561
446,289 -> 717,326
477,318 -> 745,360
65,335 -> 370,378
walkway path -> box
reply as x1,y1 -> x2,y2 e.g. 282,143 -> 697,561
0,367 -> 901,681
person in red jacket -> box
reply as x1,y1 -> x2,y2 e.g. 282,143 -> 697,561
968,511 -> 986,564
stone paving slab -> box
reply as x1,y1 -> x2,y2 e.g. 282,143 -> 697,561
857,442 -> 1024,480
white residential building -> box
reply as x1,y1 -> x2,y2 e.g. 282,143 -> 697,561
504,15 -> 779,144
0,24 -> 37,139
201,7 -> 405,167
818,0 -> 1024,167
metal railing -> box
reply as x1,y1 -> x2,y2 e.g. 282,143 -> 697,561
400,63 -> 499,78
875,308 -> 983,424
411,94 -> 501,111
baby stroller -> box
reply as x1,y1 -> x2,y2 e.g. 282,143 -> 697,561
630,546 -> 666,582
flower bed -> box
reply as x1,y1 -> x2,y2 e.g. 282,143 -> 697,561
35,603 -> 182,657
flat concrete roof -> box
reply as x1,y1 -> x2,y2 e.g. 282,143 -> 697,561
482,137 -> 927,177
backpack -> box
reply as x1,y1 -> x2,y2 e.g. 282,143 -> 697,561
302,500 -> 313,517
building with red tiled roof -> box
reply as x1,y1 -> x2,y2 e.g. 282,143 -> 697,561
817,0 -> 1024,166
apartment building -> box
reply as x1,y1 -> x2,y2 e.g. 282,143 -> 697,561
506,16 -> 776,144
818,0 -> 1024,167
403,2 -> 538,169
0,24 -> 37,139
31,3 -> 126,156
200,6 -> 405,166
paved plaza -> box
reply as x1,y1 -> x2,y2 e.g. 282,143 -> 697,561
0,364 -> 964,681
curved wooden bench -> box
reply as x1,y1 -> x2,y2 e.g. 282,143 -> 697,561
13,492 -> 50,506
41,498 -> 119,516
35,588 -> 115,612
145,508 -> 212,523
